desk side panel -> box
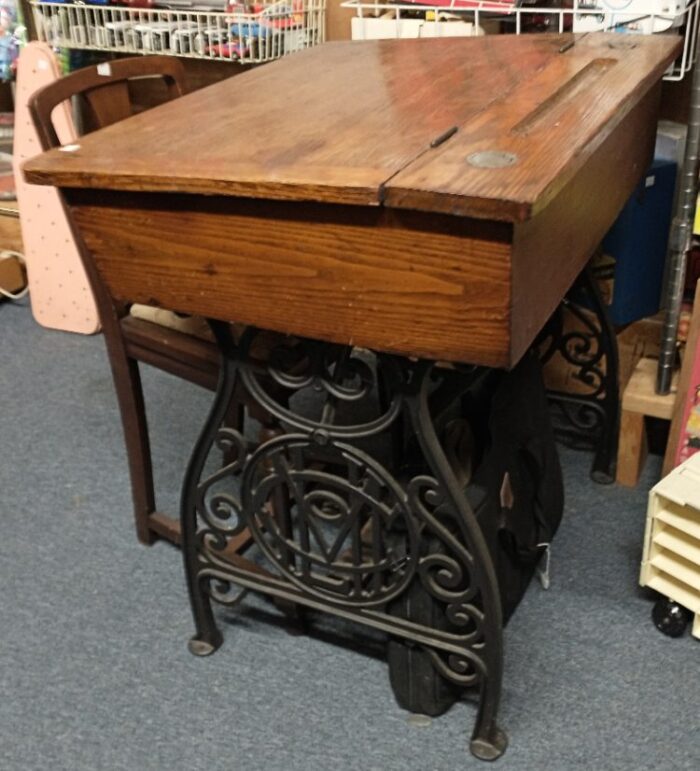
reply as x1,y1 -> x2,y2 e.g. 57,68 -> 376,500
510,82 -> 662,365
67,196 -> 513,367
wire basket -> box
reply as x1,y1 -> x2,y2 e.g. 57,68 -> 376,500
342,0 -> 699,80
30,0 -> 327,64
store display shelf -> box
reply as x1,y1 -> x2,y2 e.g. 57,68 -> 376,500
342,0 -> 699,80
646,568 -> 700,615
30,0 -> 326,64
641,453 -> 700,638
651,549 -> 700,591
656,504 -> 700,540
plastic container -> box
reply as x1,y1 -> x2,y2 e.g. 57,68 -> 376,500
640,452 -> 700,639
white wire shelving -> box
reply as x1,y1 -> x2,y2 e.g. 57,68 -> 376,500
30,0 -> 326,64
342,0 -> 699,80
28,0 -> 698,77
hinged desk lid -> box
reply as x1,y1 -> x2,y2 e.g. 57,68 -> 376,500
24,33 -> 680,221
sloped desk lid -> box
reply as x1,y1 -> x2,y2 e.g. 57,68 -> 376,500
24,33 -> 681,222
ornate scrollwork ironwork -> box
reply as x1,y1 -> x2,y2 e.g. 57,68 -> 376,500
195,427 -> 248,538
554,301 -> 606,399
204,575 -> 249,607
407,475 -> 484,645
239,331 -> 404,438
180,323 -> 506,759
550,399 -> 607,442
537,265 -> 620,483
240,434 -> 419,607
424,647 -> 483,688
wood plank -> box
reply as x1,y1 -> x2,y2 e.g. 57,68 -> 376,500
67,191 -> 513,367
148,512 -> 256,563
509,83 -> 662,363
25,37 -> 553,206
21,34 -> 677,368
0,201 -> 23,255
617,313 -> 664,394
326,0 -> 354,41
122,315 -> 219,370
617,410 -> 648,488
23,34 -> 678,219
147,511 -> 182,545
623,357 -> 677,420
384,33 -> 681,221
0,250 -> 24,295
125,340 -> 219,392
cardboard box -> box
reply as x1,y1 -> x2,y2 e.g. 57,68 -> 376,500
0,200 -> 22,255
351,15 -> 480,40
0,250 -> 25,298
327,0 -> 355,41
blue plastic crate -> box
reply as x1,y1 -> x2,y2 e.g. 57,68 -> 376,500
602,159 -> 676,326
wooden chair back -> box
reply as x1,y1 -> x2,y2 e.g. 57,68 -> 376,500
25,54 -> 196,546
29,56 -> 187,152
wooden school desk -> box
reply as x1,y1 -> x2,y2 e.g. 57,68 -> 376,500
24,33 -> 680,760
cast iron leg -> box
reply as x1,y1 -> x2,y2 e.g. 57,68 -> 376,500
540,265 -> 620,484
181,322 -> 240,656
578,268 -> 620,484
179,331 -> 508,759
407,363 -> 507,761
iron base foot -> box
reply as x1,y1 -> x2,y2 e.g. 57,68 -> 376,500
590,467 -> 615,486
470,726 -> 508,761
187,634 -> 223,657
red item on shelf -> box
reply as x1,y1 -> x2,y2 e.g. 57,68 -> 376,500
686,243 -> 700,298
399,0 -> 517,12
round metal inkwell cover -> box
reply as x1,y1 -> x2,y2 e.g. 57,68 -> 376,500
467,151 -> 518,169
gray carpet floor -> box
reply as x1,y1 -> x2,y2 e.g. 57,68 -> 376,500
1,299 -> 698,771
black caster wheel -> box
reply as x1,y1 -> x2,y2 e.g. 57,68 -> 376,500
652,598 -> 690,638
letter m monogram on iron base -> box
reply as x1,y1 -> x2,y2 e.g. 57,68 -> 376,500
180,323 -> 507,761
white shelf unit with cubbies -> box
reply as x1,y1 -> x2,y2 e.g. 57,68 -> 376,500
641,451 -> 700,638
30,0 -> 326,65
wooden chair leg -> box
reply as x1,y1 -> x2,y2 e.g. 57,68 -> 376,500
101,313 -> 158,545
616,409 -> 648,487
57,193 -> 161,544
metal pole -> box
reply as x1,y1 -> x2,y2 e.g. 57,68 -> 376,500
657,37 -> 700,394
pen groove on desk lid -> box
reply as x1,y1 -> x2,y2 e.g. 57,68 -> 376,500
382,31 -> 681,220
510,58 -> 617,136
20,35 -> 588,204
22,33 -> 682,219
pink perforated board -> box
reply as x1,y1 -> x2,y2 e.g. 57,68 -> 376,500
13,42 -> 99,334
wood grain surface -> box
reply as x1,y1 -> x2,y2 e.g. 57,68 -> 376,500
509,83 -> 662,363
384,34 -> 680,220
67,191 -> 513,366
24,33 -> 678,365
24,33 -> 680,220
0,202 -> 22,255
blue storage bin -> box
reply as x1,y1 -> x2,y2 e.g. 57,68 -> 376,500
602,159 -> 676,326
